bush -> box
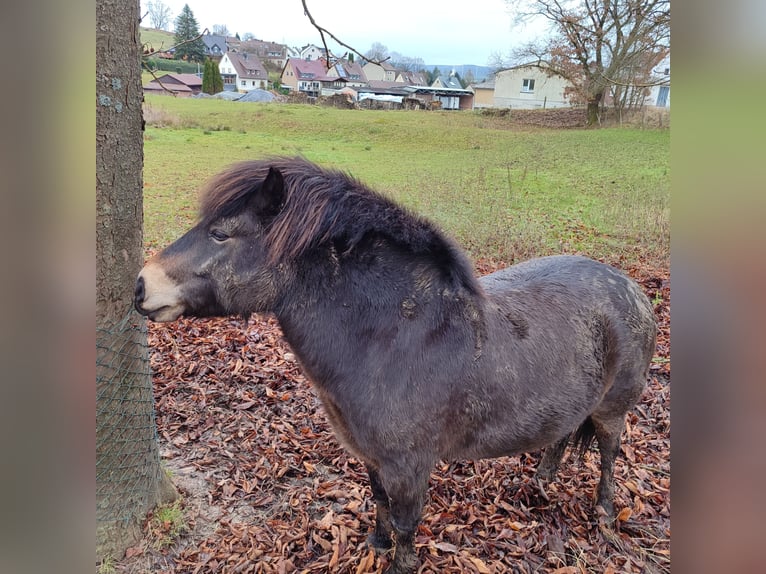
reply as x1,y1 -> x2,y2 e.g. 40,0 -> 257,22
145,58 -> 200,75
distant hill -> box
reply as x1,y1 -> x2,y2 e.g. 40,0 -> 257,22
425,64 -> 495,83
140,27 -> 175,53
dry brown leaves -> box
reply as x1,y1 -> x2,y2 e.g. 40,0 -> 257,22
120,260 -> 670,574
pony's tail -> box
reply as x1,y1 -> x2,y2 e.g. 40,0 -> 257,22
571,417 -> 597,458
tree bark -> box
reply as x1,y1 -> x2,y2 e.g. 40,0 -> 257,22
97,0 -> 177,562
586,91 -> 604,126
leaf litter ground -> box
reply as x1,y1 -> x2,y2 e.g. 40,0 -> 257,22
118,260 -> 669,574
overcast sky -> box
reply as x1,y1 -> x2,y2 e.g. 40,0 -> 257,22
141,0 -> 549,66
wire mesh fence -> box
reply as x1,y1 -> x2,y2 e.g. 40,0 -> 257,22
96,308 -> 164,530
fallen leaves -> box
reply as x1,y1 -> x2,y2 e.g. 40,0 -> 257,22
123,262 -> 670,574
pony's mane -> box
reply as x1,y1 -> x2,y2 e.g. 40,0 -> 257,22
199,157 -> 483,297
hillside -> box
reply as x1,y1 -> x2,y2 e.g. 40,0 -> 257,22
140,27 -> 175,54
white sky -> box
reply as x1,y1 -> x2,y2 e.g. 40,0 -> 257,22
141,0 -> 550,66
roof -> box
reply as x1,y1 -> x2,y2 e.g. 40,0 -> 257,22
224,52 -> 268,79
154,73 -> 202,87
202,34 -> 229,53
143,80 -> 193,94
288,58 -> 330,80
404,85 -> 474,97
332,60 -> 366,82
434,75 -> 463,89
398,70 -> 428,86
233,39 -> 287,58
471,81 -> 495,90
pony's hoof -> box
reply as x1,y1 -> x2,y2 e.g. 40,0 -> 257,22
596,500 -> 615,520
535,466 -> 557,481
367,532 -> 393,554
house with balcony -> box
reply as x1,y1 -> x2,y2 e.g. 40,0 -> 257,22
280,58 -> 330,98
219,51 -> 269,92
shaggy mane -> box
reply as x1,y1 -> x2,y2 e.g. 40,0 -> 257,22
199,156 -> 483,297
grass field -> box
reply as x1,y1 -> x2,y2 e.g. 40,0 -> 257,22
140,27 -> 176,54
142,96 -> 669,271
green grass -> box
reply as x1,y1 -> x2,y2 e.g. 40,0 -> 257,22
142,96 -> 669,269
148,499 -> 187,549
140,26 -> 176,54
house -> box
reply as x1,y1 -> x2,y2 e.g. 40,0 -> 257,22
363,61 -> 398,82
470,80 -> 495,109
493,63 -> 572,109
432,74 -> 463,90
647,56 -> 670,107
201,33 -> 230,59
232,39 -> 289,69
219,51 -> 269,92
396,70 -> 427,86
326,59 -> 368,88
280,58 -> 331,98
143,73 -> 203,97
288,44 -> 325,61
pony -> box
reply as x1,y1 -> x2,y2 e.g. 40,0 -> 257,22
135,157 -> 656,573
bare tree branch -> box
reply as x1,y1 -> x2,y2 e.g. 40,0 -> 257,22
141,28 -> 210,96
301,0 -> 389,67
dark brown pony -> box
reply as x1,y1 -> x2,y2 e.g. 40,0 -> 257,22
135,157 -> 656,574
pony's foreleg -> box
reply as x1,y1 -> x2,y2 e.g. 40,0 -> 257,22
536,434 -> 570,480
366,464 -> 394,552
380,470 -> 429,574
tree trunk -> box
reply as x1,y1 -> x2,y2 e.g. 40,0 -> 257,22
97,0 -> 177,563
586,91 -> 604,126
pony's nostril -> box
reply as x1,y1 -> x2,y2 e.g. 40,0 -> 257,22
134,276 -> 145,305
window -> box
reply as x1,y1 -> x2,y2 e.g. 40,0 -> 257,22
522,78 -> 535,93
241,80 -> 246,86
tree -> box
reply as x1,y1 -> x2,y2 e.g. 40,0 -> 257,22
427,66 -> 442,85
507,0 -> 670,125
202,59 -> 213,93
365,42 -> 389,63
173,4 -> 206,62
212,23 -> 230,36
145,0 -> 172,30
97,0 -> 177,563
202,58 -> 223,94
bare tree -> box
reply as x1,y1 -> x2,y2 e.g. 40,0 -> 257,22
212,23 -> 230,36
145,0 -> 172,30
365,42 -> 390,63
508,0 -> 670,124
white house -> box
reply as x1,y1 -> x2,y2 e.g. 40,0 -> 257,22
493,63 -> 572,109
218,51 -> 269,92
646,56 -> 670,107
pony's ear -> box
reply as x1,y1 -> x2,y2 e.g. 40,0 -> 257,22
249,167 -> 285,217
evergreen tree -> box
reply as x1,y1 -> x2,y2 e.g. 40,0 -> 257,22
212,60 -> 223,93
173,4 -> 205,62
202,59 -> 214,94
427,67 -> 442,85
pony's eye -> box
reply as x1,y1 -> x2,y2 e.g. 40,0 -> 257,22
209,229 -> 229,242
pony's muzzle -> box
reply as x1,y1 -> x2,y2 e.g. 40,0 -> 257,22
134,276 -> 146,311
133,263 -> 186,322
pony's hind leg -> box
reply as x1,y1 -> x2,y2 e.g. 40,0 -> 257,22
366,464 -> 394,552
536,434 -> 570,480
591,415 -> 626,518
